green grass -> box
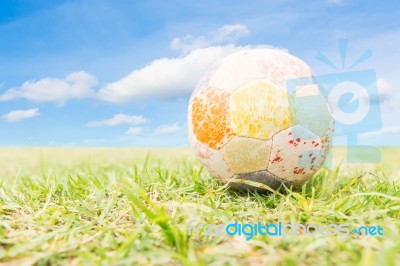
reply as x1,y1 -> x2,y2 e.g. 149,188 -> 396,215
0,147 -> 399,265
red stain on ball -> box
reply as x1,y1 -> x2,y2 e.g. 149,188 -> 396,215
293,167 -> 305,174
272,155 -> 283,163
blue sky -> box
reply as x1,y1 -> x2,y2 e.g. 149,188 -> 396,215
0,0 -> 399,146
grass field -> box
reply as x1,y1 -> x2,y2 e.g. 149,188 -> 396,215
0,147 -> 399,265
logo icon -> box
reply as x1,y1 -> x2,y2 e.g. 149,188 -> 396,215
287,39 -> 382,165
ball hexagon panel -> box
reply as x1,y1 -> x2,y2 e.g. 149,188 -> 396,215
191,136 -> 233,181
208,51 -> 261,93
267,125 -> 322,184
229,80 -> 297,140
294,93 -> 335,139
191,86 -> 235,150
220,136 -> 272,174
254,49 -> 313,90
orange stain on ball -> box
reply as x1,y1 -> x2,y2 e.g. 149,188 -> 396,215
191,87 -> 234,150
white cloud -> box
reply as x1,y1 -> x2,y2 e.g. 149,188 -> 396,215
357,78 -> 394,107
97,46 -> 236,103
0,71 -> 97,105
98,44 -> 283,103
125,127 -> 144,136
170,24 -> 250,53
376,78 -> 394,103
170,35 -> 209,54
97,24 -> 284,103
86,114 -> 149,127
2,108 -> 40,122
361,126 -> 400,138
213,24 -> 251,43
153,122 -> 181,135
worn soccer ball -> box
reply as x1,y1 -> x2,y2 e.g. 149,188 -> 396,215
188,49 -> 334,191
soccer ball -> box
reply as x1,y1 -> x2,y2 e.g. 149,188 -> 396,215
188,49 -> 334,191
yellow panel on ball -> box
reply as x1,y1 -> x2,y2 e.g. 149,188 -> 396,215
221,136 -> 272,174
229,80 -> 296,140
191,86 -> 235,150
